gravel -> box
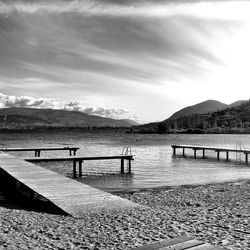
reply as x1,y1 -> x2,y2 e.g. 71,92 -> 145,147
119,181 -> 250,250
0,181 -> 249,249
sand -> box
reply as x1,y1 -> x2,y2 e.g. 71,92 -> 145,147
0,181 -> 249,250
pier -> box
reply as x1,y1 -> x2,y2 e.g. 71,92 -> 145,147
172,144 -> 250,164
0,152 -> 138,217
25,155 -> 134,176
1,146 -> 79,157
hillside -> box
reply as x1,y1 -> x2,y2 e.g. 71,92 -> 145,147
168,100 -> 228,120
130,99 -> 250,134
0,108 -> 135,129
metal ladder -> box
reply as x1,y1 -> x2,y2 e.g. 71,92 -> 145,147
121,146 -> 132,155
121,147 -> 132,173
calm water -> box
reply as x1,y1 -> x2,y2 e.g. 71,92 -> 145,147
1,131 -> 250,192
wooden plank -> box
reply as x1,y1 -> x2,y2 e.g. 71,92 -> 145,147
210,248 -> 225,250
1,147 -> 79,152
159,239 -> 205,249
0,152 -> 138,216
131,237 -> 193,250
130,237 -> 223,250
25,155 -> 134,162
171,145 -> 250,154
187,244 -> 224,250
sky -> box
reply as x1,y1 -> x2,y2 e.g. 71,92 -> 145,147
1,0 -> 250,123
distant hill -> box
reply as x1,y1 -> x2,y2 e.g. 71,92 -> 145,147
228,100 -> 247,108
0,107 -> 136,129
167,100 -> 228,120
129,99 -> 250,134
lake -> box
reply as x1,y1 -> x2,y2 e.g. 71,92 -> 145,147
1,131 -> 250,192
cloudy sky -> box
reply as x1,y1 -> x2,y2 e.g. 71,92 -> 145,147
1,0 -> 250,122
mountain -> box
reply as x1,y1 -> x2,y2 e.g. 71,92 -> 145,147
129,99 -> 250,134
0,107 -> 136,129
167,100 -> 228,120
159,99 -> 250,134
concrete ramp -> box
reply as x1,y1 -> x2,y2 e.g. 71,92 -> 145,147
0,152 -> 138,217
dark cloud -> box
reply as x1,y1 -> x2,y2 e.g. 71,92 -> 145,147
0,0 -> 239,85
5,98 -> 44,108
0,0 -> 247,121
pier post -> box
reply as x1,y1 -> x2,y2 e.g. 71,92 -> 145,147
245,154 -> 248,165
73,149 -> 77,156
194,149 -> 197,159
79,160 -> 83,177
73,160 -> 77,178
217,151 -> 220,160
182,148 -> 185,157
69,150 -> 72,156
128,159 -> 131,174
173,147 -> 176,156
121,158 -> 124,174
226,151 -> 229,161
202,149 -> 205,159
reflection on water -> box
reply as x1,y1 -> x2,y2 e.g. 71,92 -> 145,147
1,131 -> 250,192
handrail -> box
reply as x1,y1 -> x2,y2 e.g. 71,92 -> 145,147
121,146 -> 132,155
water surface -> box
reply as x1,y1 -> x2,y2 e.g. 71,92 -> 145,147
1,131 -> 250,192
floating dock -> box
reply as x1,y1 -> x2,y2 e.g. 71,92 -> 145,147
1,146 -> 79,157
172,144 -> 250,164
0,152 -> 138,217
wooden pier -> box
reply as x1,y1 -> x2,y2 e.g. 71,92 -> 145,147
172,144 -> 250,164
0,152 -> 138,216
25,155 -> 134,176
131,236 -> 224,250
1,147 -> 79,157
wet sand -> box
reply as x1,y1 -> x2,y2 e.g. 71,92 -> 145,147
0,181 -> 249,250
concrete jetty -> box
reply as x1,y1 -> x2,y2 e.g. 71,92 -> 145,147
0,152 -> 138,217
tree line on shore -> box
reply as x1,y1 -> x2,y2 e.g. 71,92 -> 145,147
129,100 -> 250,134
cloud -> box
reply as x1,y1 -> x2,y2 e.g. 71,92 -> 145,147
0,0 -> 249,21
0,2 -> 237,88
82,107 -> 130,119
0,93 -> 137,120
0,0 -> 249,122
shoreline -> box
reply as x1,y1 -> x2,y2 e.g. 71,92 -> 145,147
0,180 -> 249,249
110,178 -> 250,194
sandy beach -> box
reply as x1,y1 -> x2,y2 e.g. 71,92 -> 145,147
0,181 -> 249,250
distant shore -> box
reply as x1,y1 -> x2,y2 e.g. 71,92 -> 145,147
0,180 -> 249,249
1,127 -> 250,135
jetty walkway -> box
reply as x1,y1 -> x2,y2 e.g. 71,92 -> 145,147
172,144 -> 250,164
0,152 -> 138,216
25,155 -> 134,176
1,146 -> 79,157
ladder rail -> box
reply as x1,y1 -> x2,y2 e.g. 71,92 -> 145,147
121,146 -> 132,156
